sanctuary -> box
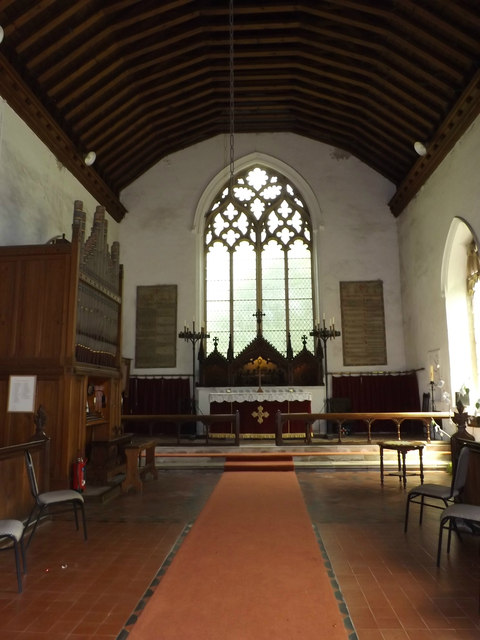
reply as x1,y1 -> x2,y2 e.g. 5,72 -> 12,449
197,332 -> 324,438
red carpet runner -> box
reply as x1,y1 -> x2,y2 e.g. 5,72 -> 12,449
126,469 -> 352,639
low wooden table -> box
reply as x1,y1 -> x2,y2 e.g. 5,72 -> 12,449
122,439 -> 158,493
378,441 -> 425,489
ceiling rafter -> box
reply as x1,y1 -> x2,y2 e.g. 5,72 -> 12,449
1,1 -> 479,219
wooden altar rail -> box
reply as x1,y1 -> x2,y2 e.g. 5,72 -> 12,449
275,411 -> 452,445
121,412 -> 240,445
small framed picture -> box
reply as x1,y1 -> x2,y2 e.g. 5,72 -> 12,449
7,375 -> 37,413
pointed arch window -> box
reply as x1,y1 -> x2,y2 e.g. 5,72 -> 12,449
467,239 -> 480,390
204,165 -> 314,357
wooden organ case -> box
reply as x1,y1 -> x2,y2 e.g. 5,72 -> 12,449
0,201 -> 124,489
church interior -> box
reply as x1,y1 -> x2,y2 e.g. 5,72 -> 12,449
1,1 -> 480,637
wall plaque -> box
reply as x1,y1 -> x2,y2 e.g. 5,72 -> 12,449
135,285 -> 177,368
340,280 -> 387,366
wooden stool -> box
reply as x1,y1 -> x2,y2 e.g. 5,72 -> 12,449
122,439 -> 158,493
378,441 -> 424,489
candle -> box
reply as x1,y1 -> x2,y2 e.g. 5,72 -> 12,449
429,365 -> 434,382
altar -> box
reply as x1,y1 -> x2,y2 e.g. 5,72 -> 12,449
196,330 -> 324,438
198,387 -> 321,438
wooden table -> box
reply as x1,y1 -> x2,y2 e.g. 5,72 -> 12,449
121,439 -> 158,493
378,440 -> 425,489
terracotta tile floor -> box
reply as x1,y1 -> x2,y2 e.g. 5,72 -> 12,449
0,467 -> 479,639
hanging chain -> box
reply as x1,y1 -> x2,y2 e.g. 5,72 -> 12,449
229,0 -> 235,194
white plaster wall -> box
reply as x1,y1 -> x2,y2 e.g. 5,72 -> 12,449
397,114 -> 480,410
0,98 -> 119,245
120,132 -> 403,378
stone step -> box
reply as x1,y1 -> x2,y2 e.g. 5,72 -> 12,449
151,441 -> 451,471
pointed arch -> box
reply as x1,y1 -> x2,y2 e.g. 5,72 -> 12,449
195,154 -> 321,359
194,152 -> 323,233
442,216 -> 480,400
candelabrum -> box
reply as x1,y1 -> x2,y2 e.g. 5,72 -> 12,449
310,317 -> 341,411
178,321 -> 209,414
429,379 -> 436,412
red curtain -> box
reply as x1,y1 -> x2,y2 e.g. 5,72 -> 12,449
331,373 -> 421,434
123,377 -> 191,435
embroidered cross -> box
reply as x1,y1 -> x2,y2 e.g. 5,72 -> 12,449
252,405 -> 269,424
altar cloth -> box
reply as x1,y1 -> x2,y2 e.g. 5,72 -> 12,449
209,388 -> 311,436
208,387 -> 312,404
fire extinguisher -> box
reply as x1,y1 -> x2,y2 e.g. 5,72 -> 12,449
72,451 -> 87,492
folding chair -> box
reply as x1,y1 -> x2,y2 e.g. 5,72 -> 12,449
0,519 -> 27,592
24,450 -> 87,548
437,502 -> 480,566
404,445 -> 469,532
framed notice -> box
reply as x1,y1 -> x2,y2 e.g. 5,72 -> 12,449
340,280 -> 387,366
135,285 -> 177,368
7,375 -> 37,412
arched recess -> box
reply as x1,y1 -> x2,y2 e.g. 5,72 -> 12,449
193,151 -> 323,328
442,216 -> 480,403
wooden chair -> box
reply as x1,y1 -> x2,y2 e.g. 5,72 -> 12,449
0,519 -> 27,592
24,450 -> 87,548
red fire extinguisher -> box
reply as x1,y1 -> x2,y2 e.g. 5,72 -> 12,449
72,451 -> 87,492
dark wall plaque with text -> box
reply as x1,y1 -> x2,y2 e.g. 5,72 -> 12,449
340,280 -> 387,366
135,285 -> 177,368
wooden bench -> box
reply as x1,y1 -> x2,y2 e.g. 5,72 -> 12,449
121,412 -> 240,445
121,439 -> 158,493
275,411 -> 452,445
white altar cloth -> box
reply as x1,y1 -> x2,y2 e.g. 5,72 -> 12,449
208,387 -> 312,404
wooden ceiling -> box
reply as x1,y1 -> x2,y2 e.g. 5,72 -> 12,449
1,0 -> 480,222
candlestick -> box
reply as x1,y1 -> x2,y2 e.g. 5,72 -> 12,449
310,317 -> 341,412
178,323 -> 210,415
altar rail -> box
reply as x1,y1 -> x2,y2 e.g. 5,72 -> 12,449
121,412 -> 240,445
275,411 -> 452,445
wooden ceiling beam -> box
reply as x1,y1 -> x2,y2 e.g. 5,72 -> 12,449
0,53 -> 127,222
389,69 -> 480,216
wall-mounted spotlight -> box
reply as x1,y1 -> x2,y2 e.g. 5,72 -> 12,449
84,151 -> 96,166
413,141 -> 427,156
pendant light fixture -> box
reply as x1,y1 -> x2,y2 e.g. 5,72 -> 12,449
84,151 -> 96,166
228,0 -> 235,194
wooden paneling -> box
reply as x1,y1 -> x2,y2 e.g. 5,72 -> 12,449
0,246 -> 73,364
0,204 -> 123,499
0,440 -> 49,521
